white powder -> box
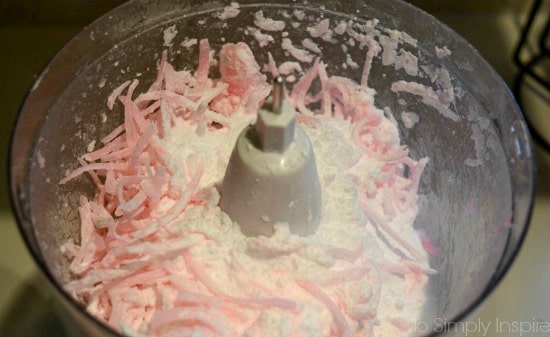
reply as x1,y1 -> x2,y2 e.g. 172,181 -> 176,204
378,35 -> 399,66
395,49 -> 418,77
157,112 -> 255,189
435,46 -> 452,58
301,38 -> 322,54
278,61 -> 303,75
36,150 -> 46,168
62,8 -> 445,333
254,10 -> 286,31
247,27 -> 275,47
391,80 -> 459,122
334,21 -> 348,35
217,2 -> 240,20
153,106 -> 428,336
293,9 -> 306,21
465,124 -> 485,167
281,38 -> 314,63
162,25 -> 178,47
87,140 -> 96,153
107,80 -> 131,110
98,77 -> 107,88
181,38 -> 198,49
307,18 -> 330,38
401,111 -> 420,128
285,74 -> 297,83
345,53 -> 360,69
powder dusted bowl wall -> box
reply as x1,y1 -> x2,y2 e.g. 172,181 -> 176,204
10,0 -> 534,336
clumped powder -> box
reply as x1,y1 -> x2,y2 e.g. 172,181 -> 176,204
254,10 -> 286,32
59,12 -> 435,337
281,38 -> 315,63
217,2 -> 241,20
401,111 -> 420,129
163,25 -> 178,47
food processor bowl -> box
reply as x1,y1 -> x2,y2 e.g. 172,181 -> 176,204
9,0 -> 535,336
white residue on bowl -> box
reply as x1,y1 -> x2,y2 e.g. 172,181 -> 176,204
181,38 -> 198,49
301,38 -> 321,53
345,53 -> 360,69
163,25 -> 178,47
36,150 -> 46,169
217,2 -> 240,20
391,81 -> 459,122
401,111 -> 420,129
307,18 -> 330,38
247,27 -> 275,47
293,9 -> 306,21
254,10 -> 285,31
435,46 -> 452,58
87,140 -> 96,153
278,61 -> 302,75
98,77 -> 107,88
281,38 -> 314,63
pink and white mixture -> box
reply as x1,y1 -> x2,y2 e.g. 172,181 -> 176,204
60,38 -> 434,337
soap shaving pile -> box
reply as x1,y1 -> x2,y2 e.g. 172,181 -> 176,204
60,32 -> 434,337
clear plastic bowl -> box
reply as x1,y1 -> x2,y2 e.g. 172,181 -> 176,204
9,0 -> 535,336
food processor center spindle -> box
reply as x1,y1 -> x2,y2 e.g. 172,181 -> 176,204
219,76 -> 322,237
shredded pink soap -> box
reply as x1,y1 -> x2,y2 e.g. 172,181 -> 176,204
61,38 -> 432,337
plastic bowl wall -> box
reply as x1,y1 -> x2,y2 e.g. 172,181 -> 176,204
9,0 -> 535,336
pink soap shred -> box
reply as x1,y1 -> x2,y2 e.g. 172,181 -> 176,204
60,38 -> 433,337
